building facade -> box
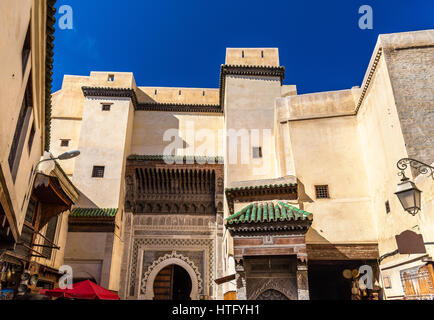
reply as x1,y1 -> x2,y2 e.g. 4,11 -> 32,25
0,0 -> 79,299
51,29 -> 434,300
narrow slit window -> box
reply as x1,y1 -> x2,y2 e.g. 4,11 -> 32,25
242,50 -> 245,58
92,166 -> 105,178
179,90 -> 182,96
9,75 -> 33,181
203,90 -> 205,96
28,123 -> 35,153
22,24 -> 31,76
108,74 -> 114,82
315,185 -> 329,199
261,50 -> 264,58
154,89 -> 157,95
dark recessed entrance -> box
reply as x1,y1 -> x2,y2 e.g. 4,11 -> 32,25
308,260 -> 376,300
153,264 -> 192,300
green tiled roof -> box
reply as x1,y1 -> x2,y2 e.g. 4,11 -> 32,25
70,208 -> 118,218
226,202 -> 312,225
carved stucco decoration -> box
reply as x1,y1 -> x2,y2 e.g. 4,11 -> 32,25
140,251 -> 203,300
248,278 -> 298,300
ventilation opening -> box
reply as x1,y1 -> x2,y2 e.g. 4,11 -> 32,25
315,185 -> 329,199
92,166 -> 105,178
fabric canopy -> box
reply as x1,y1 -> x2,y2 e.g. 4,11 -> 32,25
40,280 -> 120,300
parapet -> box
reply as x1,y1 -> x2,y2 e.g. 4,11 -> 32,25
276,88 -> 361,122
225,48 -> 280,66
136,87 -> 219,105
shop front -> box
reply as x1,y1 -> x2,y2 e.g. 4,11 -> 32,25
0,162 -> 78,299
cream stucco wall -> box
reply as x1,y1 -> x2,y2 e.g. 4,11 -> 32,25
0,0 -> 48,239
131,111 -> 223,157
72,97 -> 134,209
276,90 -> 376,244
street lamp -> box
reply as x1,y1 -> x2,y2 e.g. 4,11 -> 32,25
395,158 -> 433,215
38,150 -> 81,165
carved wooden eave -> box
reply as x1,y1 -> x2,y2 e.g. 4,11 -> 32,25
125,156 -> 224,215
33,173 -> 74,230
225,183 -> 297,216
44,0 -> 56,151
68,208 -> 118,232
52,162 -> 79,203
81,87 -> 222,113
226,220 -> 312,237
68,217 -> 116,232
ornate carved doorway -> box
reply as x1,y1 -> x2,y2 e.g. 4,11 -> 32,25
153,264 -> 192,300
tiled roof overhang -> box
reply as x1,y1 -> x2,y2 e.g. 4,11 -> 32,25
225,183 -> 297,216
45,0 -> 56,151
226,202 -> 312,234
219,64 -> 285,111
81,87 -> 222,113
68,208 -> 118,232
70,208 -> 118,218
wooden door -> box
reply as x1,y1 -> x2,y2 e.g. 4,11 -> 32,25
153,265 -> 174,300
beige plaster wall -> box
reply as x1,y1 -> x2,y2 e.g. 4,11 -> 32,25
137,87 -> 219,105
72,97 -> 134,209
356,53 -> 419,263
131,111 -> 223,157
0,0 -> 48,238
64,232 -> 114,288
278,114 -> 376,243
224,75 -> 281,186
416,169 -> 434,259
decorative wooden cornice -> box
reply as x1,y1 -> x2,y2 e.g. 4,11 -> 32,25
219,64 -> 285,110
82,86 -> 139,106
227,220 -> 312,236
137,102 -> 221,113
225,183 -> 297,216
127,154 -> 224,164
44,0 -> 56,151
81,87 -> 222,113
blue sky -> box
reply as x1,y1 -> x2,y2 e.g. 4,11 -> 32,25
52,0 -> 434,94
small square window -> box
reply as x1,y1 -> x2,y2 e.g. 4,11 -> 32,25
92,166 -> 105,178
60,139 -> 70,147
315,185 -> 329,199
108,74 -> 114,82
102,104 -> 111,111
252,147 -> 262,159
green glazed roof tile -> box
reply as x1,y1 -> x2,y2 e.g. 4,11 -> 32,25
70,208 -> 118,218
226,202 -> 312,225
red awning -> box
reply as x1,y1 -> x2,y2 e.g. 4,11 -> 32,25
40,280 -> 120,300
